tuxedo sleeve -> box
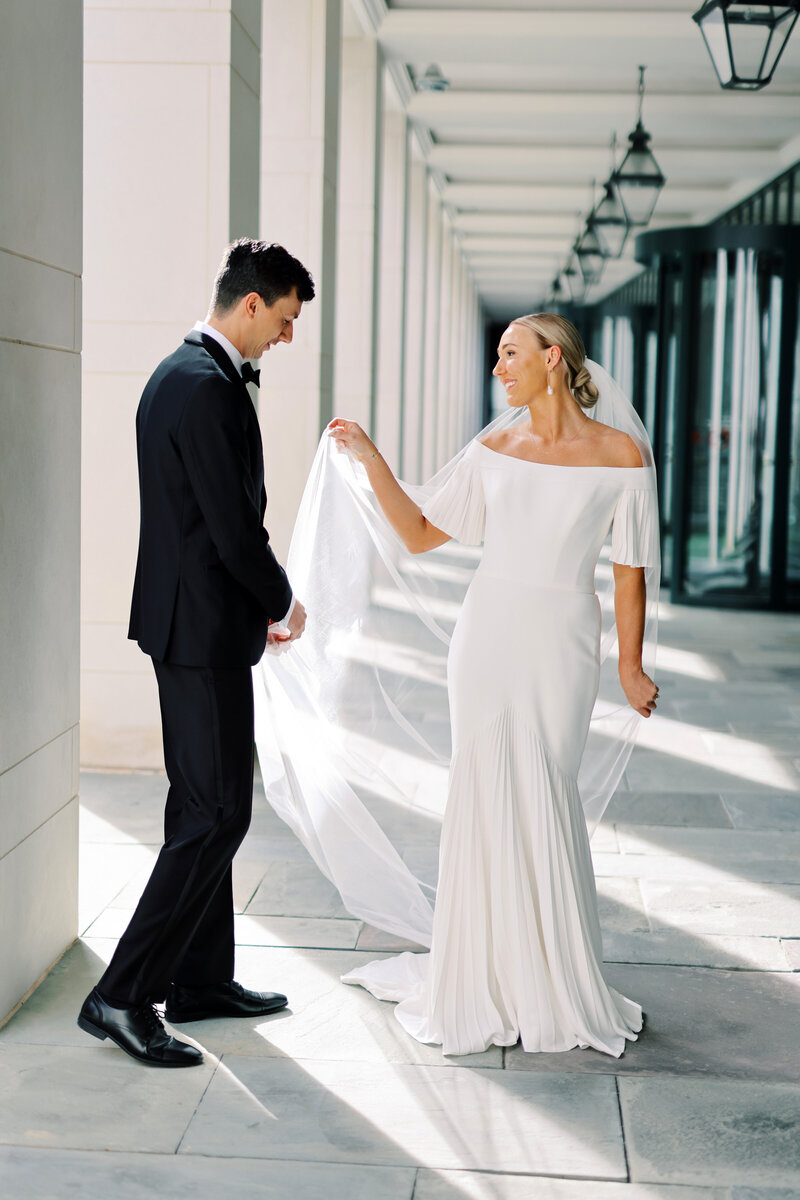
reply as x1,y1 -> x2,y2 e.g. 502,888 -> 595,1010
176,378 -> 293,621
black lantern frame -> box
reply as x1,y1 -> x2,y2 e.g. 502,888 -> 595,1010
611,66 -> 666,228
575,224 -> 606,288
692,1 -> 800,91
562,258 -> 585,304
591,134 -> 631,258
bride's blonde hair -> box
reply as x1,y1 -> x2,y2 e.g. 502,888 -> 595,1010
511,313 -> 599,410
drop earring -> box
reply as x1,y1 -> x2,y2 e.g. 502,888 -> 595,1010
546,372 -> 554,396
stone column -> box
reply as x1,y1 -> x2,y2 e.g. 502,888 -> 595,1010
81,0 -> 263,768
374,93 -> 409,473
421,182 -> 443,481
0,1 -> 82,1022
259,0 -> 341,560
400,143 -> 430,484
334,36 -> 381,435
435,216 -> 456,470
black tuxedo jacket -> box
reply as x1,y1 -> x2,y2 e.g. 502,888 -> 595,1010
128,331 -> 293,667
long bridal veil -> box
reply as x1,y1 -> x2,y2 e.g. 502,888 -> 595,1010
253,359 -> 660,948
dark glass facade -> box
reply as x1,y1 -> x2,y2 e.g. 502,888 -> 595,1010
576,161 -> 800,612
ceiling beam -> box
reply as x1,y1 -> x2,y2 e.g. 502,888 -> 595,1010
379,9 -> 695,56
428,144 -> 783,186
408,90 -> 800,124
443,182 -> 725,212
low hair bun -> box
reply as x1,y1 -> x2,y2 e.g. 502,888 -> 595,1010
511,313 -> 599,410
572,365 -> 599,410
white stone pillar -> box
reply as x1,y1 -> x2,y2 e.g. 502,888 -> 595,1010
400,143 -> 429,483
333,36 -> 381,434
421,182 -> 443,481
374,91 -> 409,473
259,0 -> 341,560
82,0 -> 263,768
434,212 -> 453,471
449,253 -> 466,457
0,1 -> 82,1022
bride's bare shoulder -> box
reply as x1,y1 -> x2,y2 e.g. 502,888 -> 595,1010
590,421 -> 644,468
480,428 -> 511,452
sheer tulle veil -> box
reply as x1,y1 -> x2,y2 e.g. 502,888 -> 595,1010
253,358 -> 660,948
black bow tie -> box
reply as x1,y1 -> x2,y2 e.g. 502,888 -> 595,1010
241,362 -> 260,388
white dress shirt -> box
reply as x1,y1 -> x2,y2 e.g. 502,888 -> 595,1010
192,320 -> 294,628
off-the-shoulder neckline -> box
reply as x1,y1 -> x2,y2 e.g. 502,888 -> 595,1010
475,440 -> 650,473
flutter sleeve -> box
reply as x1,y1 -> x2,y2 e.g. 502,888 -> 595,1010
421,449 -> 486,546
611,479 -> 660,568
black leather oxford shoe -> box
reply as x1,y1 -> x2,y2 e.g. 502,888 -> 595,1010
78,988 -> 204,1067
165,979 -> 288,1023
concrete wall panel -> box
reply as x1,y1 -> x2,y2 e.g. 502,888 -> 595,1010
82,2 -> 263,768
0,0 -> 82,1023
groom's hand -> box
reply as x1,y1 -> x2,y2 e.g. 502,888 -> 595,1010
268,599 -> 307,648
285,599 -> 307,642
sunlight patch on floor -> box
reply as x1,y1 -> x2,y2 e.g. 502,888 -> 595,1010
634,714 -> 799,790
330,630 -> 447,687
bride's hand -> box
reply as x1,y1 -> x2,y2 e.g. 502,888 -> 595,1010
328,418 -> 378,463
619,665 -> 659,718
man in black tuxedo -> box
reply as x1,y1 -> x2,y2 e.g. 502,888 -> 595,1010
78,239 -> 315,1067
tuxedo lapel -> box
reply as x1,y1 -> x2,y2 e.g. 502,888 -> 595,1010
184,330 -> 246,391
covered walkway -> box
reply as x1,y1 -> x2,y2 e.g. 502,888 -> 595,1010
2,586 -> 800,1196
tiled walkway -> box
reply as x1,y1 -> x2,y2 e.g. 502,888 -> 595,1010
2,565 -> 800,1198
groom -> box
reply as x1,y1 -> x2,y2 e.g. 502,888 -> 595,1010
78,239 -> 315,1067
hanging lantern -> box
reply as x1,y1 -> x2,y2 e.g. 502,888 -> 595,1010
547,275 -> 566,308
591,135 -> 631,258
611,66 -> 666,227
562,258 -> 585,305
575,224 -> 606,288
692,2 -> 800,90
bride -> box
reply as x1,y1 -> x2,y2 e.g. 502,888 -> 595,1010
257,313 -> 660,1058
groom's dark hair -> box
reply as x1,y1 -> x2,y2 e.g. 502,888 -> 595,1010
210,238 -> 315,313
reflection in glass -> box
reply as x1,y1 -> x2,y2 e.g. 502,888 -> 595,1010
685,248 -> 782,599
787,283 -> 800,598
644,329 -> 658,441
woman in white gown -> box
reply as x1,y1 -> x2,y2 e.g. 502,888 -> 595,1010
326,314 -> 660,1058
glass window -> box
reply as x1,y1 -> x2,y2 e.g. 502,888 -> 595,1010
684,249 -> 782,601
614,316 -> 634,401
644,328 -> 658,442
777,179 -> 791,225
763,188 -> 775,225
659,266 -> 682,584
787,282 -> 800,600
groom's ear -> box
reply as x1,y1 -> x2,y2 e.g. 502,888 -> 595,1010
241,292 -> 261,320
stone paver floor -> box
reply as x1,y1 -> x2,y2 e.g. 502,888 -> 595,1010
2,565 -> 800,1198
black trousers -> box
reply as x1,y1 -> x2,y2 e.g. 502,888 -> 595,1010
98,659 -> 255,1006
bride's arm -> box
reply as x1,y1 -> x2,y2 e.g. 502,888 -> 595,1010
613,562 -> 658,718
328,419 -> 450,554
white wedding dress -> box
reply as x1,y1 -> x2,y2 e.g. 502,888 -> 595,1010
341,441 -> 658,1057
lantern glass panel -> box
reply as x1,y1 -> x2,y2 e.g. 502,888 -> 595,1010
699,8 -> 734,84
727,8 -> 776,81
592,188 -> 630,258
595,218 -> 629,259
564,265 -> 585,304
616,178 -> 660,226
